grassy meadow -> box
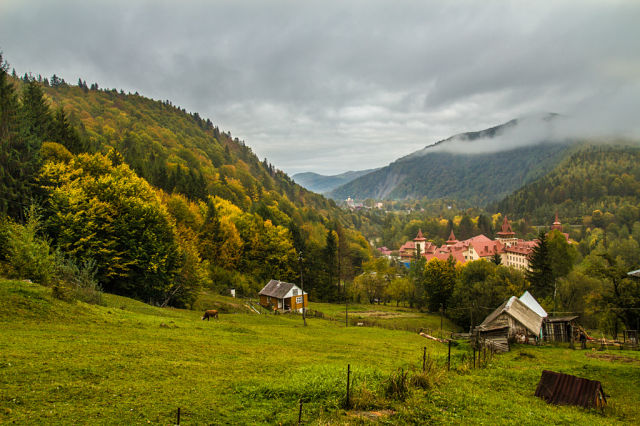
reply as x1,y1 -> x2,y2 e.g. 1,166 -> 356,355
308,301 -> 459,338
1,278 -> 639,425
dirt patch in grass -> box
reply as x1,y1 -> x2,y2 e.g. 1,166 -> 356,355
348,409 -> 395,421
356,311 -> 420,319
586,353 -> 640,364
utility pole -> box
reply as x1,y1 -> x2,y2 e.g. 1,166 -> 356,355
299,251 -> 306,326
553,278 -> 557,317
345,280 -> 348,327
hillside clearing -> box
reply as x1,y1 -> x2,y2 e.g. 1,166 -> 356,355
1,279 -> 639,424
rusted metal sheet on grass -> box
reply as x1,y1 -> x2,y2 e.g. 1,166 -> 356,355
535,370 -> 607,408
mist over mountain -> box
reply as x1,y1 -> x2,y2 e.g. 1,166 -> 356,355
329,115 -> 577,204
293,169 -> 379,194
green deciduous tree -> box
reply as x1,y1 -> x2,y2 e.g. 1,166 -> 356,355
449,260 -> 527,330
585,251 -> 640,337
547,229 -> 578,279
423,257 -> 457,312
385,276 -> 414,307
39,153 -> 180,303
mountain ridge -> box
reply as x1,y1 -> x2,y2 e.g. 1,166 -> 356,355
329,114 -> 572,203
293,168 -> 379,194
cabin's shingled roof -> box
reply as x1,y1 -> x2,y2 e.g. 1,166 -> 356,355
259,280 -> 298,299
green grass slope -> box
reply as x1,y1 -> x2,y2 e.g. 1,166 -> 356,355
1,279 -> 639,424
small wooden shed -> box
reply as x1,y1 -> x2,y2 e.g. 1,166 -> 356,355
474,296 -> 543,352
543,316 -> 580,342
259,279 -> 308,313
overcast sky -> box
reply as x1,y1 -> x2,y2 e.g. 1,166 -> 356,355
1,0 -> 639,175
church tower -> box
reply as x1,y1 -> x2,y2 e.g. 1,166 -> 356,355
446,230 -> 458,246
496,216 -> 518,246
551,212 -> 563,232
414,229 -> 426,255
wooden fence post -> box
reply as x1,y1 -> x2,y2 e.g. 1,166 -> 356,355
346,364 -> 351,409
176,407 -> 180,425
473,346 -> 476,369
422,346 -> 426,372
298,400 -> 303,425
447,340 -> 451,371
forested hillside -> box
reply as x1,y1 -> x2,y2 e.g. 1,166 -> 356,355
492,145 -> 640,225
0,55 -> 370,306
329,116 -> 572,203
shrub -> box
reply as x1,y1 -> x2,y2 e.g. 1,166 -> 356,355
52,253 -> 104,305
0,207 -> 103,305
409,354 -> 446,390
383,369 -> 409,401
349,382 -> 382,410
0,207 -> 56,285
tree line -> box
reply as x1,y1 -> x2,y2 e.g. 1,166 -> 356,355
0,54 -> 371,307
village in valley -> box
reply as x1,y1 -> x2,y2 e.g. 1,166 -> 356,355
386,214 -> 568,271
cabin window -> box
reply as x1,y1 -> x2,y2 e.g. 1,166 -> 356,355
296,296 -> 303,304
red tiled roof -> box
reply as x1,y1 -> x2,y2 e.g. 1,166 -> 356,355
504,240 -> 537,255
400,241 -> 415,250
466,234 -> 504,257
425,249 -> 466,264
414,229 -> 426,241
377,247 -> 392,255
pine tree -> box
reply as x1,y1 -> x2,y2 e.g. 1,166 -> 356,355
0,54 -> 24,218
21,80 -> 52,141
51,106 -> 83,153
1,65 -> 47,220
199,199 -> 223,264
323,228 -> 339,301
525,230 -> 554,299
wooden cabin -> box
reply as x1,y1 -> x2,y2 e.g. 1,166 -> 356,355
259,280 -> 308,313
474,296 -> 543,352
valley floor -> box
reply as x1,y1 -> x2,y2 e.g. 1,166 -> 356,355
1,279 -> 638,425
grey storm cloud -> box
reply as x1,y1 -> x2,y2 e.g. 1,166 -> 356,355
1,0 -> 639,174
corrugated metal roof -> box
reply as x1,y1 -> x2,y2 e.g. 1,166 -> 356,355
628,269 -> 640,277
535,370 -> 606,408
479,296 -> 543,336
519,291 -> 548,318
546,315 -> 579,323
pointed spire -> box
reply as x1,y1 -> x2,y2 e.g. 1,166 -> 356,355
414,229 -> 426,241
446,229 -> 458,245
551,212 -> 562,231
496,215 -> 515,237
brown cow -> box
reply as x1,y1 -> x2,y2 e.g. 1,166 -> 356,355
201,309 -> 219,320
